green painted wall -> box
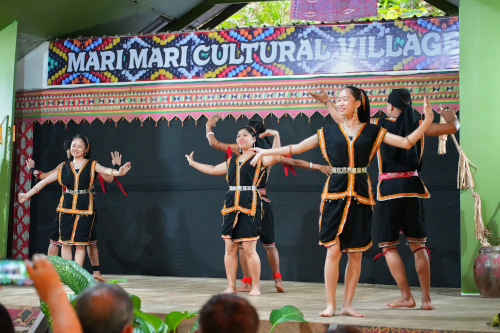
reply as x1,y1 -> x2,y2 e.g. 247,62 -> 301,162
460,0 -> 500,293
0,21 -> 17,258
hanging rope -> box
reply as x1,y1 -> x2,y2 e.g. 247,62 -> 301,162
437,107 -> 490,246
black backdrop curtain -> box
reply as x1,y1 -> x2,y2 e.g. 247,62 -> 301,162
28,112 -> 460,287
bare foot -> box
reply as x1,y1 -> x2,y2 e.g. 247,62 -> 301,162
220,287 -> 237,294
275,278 -> 286,293
249,287 -> 261,296
319,304 -> 336,317
340,307 -> 365,317
93,273 -> 106,282
387,296 -> 416,308
421,299 -> 434,310
236,283 -> 252,292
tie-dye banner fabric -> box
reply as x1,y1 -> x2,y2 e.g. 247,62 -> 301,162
291,0 -> 377,22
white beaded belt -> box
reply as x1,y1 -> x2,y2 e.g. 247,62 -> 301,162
331,167 -> 367,174
65,189 -> 91,195
229,186 -> 257,191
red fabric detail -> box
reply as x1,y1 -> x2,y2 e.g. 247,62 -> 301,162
97,174 -> 106,193
241,277 -> 252,284
412,246 -> 431,261
373,252 -> 384,262
282,155 -> 296,176
378,170 -> 418,181
225,147 -> 232,161
13,121 -> 34,259
114,178 -> 128,196
272,272 -> 282,280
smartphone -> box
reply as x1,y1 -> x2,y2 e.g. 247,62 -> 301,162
0,260 -> 33,286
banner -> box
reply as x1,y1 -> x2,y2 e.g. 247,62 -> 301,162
47,17 -> 458,86
19,72 -> 459,125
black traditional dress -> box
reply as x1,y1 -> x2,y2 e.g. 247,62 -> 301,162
374,117 -> 429,247
221,154 -> 265,242
317,122 -> 386,252
56,160 -> 97,245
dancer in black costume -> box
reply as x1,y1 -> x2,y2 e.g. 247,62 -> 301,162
19,134 -> 131,267
185,123 -> 280,296
251,86 -> 433,316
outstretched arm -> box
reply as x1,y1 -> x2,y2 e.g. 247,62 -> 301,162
281,157 -> 332,175
185,151 -> 228,175
383,97 -> 434,149
26,159 -> 62,180
309,89 -> 343,124
250,134 -> 319,166
424,108 -> 460,137
95,161 -> 131,180
206,114 -> 239,152
18,171 -> 59,203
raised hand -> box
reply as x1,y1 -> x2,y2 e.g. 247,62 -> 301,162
25,254 -> 62,302
309,89 -> 330,104
423,97 -> 434,123
250,148 -> 264,166
440,108 -> 458,123
26,158 -> 35,170
111,151 -> 122,166
206,114 -> 221,128
117,162 -> 132,176
18,193 -> 28,204
185,151 -> 195,165
259,129 -> 278,138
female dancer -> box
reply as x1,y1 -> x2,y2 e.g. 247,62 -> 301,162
205,115 -> 332,293
250,86 -> 433,316
185,123 -> 280,296
18,134 -> 131,267
311,88 -> 459,310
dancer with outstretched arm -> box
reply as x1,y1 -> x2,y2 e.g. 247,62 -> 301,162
250,86 -> 433,317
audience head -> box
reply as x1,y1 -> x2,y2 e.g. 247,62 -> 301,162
198,294 -> 259,333
75,283 -> 134,333
0,303 -> 14,333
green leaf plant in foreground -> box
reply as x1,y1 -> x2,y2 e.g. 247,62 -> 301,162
487,313 -> 500,327
165,310 -> 199,333
269,305 -> 308,333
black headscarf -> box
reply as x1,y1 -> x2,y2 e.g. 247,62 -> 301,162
387,89 -> 418,165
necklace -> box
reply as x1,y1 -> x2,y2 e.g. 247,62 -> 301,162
341,122 -> 362,139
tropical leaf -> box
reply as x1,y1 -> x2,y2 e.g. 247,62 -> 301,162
135,316 -> 156,333
134,308 -> 167,333
39,300 -> 52,329
269,305 -> 308,333
165,311 -> 198,333
47,256 -> 95,294
129,293 -> 142,310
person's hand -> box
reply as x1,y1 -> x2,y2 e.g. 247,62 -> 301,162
26,158 -> 35,170
111,151 -> 122,166
422,97 -> 433,124
440,108 -> 458,123
309,89 -> 330,104
117,162 -> 132,176
25,254 -> 62,302
185,151 -> 195,165
250,148 -> 265,166
18,193 -> 29,204
259,129 -> 278,138
319,165 -> 333,175
206,114 -> 221,129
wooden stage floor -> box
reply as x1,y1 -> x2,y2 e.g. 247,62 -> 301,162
1,275 -> 497,332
